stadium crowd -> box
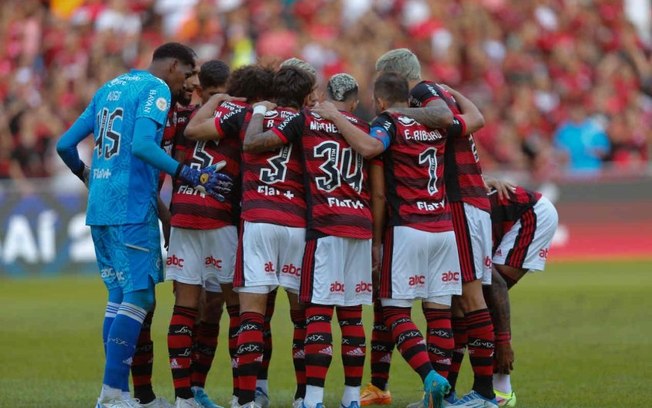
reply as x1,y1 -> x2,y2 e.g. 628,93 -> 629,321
0,0 -> 651,184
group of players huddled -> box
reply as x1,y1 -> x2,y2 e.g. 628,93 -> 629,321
56,42 -> 558,408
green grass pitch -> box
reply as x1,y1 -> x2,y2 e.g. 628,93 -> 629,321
1,260 -> 651,407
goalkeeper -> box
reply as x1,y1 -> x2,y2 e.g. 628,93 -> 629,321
55,42 -> 232,408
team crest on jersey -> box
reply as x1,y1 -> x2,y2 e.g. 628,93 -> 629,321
264,110 -> 279,119
397,116 -> 416,126
310,111 -> 322,120
156,97 -> 168,111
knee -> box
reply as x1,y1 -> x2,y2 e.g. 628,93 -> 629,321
124,289 -> 156,311
459,281 -> 487,312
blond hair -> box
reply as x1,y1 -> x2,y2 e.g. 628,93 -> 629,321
375,48 -> 421,82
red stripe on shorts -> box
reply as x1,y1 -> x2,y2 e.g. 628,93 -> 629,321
379,228 -> 394,299
505,207 -> 537,268
300,238 -> 318,303
233,220 -> 246,288
450,201 -> 476,282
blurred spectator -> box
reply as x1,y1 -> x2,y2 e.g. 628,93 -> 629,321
0,0 -> 650,186
553,100 -> 611,175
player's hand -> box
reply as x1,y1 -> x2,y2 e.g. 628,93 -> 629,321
73,163 -> 90,187
178,161 -> 233,201
208,93 -> 247,106
312,101 -> 341,121
495,342 -> 515,374
253,100 -> 277,111
484,176 -> 516,200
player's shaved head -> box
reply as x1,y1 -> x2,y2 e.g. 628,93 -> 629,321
153,42 -> 197,69
273,66 -> 315,109
327,73 -> 359,103
374,72 -> 409,106
280,57 -> 317,80
375,48 -> 421,82
226,64 -> 275,102
198,60 -> 230,90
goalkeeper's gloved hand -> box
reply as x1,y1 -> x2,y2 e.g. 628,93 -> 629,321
73,162 -> 90,187
177,160 -> 233,201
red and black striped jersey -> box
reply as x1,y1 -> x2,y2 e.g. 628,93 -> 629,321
169,101 -> 243,229
410,80 -> 490,212
489,186 -> 542,251
241,106 -> 306,227
273,109 -> 372,239
158,104 -> 196,186
374,111 -> 466,233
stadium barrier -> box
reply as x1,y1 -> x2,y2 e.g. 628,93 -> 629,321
1,174 -> 651,277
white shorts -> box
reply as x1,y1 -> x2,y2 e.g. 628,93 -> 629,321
450,202 -> 493,285
234,221 -> 305,294
493,197 -> 558,272
165,226 -> 237,292
300,235 -> 373,307
379,227 -> 461,306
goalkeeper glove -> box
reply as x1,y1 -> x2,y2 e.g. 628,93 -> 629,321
177,160 -> 233,201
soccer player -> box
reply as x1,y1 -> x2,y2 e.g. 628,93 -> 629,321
483,184 -> 558,407
280,57 -> 320,108
163,59 -> 237,408
322,72 -> 484,408
375,49 -> 498,407
183,63 -> 277,408
223,65 -> 314,408
55,42 -> 232,408
246,73 -> 374,408
129,60 -> 203,408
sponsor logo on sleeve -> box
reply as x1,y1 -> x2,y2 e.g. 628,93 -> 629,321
156,97 -> 168,111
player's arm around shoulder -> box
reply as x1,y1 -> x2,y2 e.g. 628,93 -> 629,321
242,101 -> 295,153
185,93 -> 242,141
312,101 -> 385,159
442,85 -> 484,135
388,98 -> 454,129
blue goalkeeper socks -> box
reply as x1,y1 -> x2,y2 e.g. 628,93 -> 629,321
103,302 -> 148,390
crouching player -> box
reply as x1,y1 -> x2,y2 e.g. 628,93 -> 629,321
483,184 -> 558,407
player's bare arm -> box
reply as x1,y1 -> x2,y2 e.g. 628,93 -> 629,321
369,161 -> 386,288
312,101 -> 385,159
484,268 -> 514,374
242,101 -> 286,153
442,85 -> 485,134
184,93 -> 244,141
386,98 -> 453,129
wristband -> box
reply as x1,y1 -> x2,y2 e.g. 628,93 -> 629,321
253,105 -> 267,116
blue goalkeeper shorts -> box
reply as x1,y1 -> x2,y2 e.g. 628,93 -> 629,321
91,211 -> 163,293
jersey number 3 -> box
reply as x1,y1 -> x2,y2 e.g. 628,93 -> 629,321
95,107 -> 123,160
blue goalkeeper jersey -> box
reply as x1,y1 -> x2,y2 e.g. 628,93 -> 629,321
82,70 -> 171,225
